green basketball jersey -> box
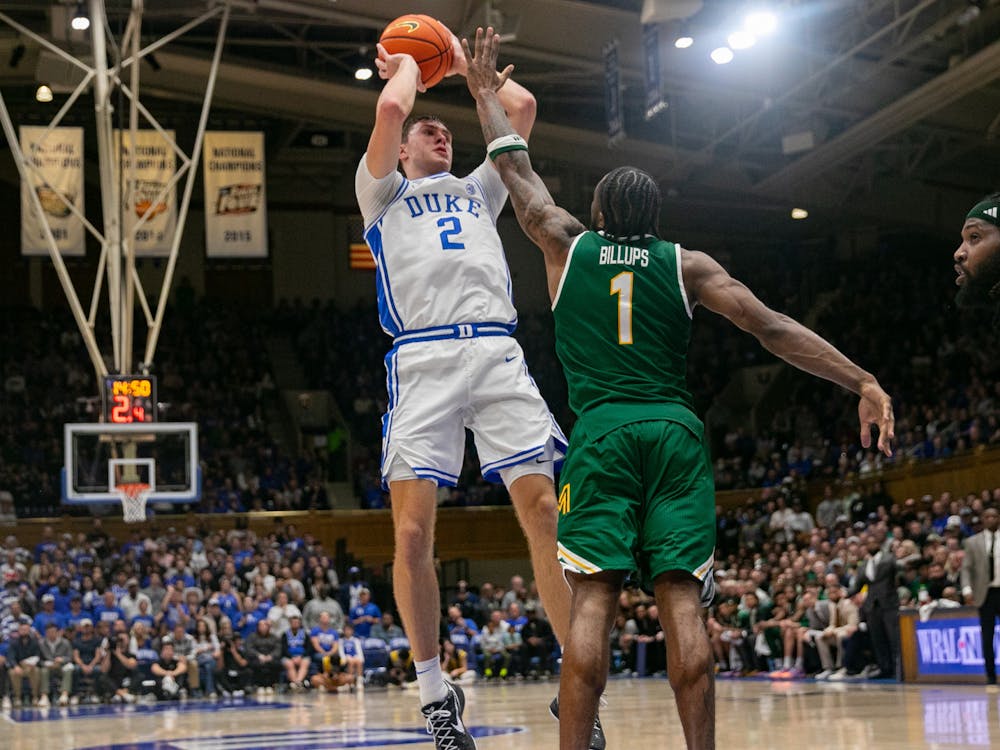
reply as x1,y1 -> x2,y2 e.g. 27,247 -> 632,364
552,230 -> 699,435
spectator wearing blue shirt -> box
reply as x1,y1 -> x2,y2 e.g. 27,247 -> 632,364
160,589 -> 187,631
49,577 -> 77,615
34,526 -> 58,563
930,498 -> 951,534
309,611 -> 340,670
232,543 -> 253,571
350,589 -> 380,639
165,570 -> 196,589
451,580 -> 479,623
215,580 -> 242,626
32,594 -> 66,635
446,605 -> 480,651
241,605 -> 265,640
282,614 -> 310,689
120,530 -> 146,559
339,623 -> 365,688
504,602 -> 528,632
129,597 -> 156,630
65,598 -> 92,631
110,571 -> 130,602
92,590 -> 126,627
256,594 -> 274,617
282,524 -> 304,555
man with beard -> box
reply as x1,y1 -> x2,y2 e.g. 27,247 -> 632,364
954,193 -> 1000,313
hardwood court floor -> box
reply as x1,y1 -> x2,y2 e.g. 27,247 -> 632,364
4,677 -> 999,749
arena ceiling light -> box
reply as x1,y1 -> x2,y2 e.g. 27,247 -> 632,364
674,35 -> 694,49
710,46 -> 734,65
727,30 -> 756,50
353,47 -> 373,81
744,10 -> 778,36
70,3 -> 90,32
790,207 -> 808,220
35,84 -> 53,102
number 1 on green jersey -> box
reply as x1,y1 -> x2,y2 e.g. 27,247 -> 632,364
610,271 -> 634,345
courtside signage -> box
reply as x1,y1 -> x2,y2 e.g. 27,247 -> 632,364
915,617 -> 1000,675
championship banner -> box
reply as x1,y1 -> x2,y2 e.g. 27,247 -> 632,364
203,131 -> 268,257
20,125 -> 85,256
643,25 -> 667,121
603,40 -> 625,145
114,129 -> 177,257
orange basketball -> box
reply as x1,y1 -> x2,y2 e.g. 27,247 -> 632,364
379,14 -> 454,89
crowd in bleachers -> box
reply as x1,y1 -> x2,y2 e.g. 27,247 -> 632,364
0,520 -> 564,707
2,469 -> 996,709
710,259 -> 1000,491
1,256 -> 998,707
703,481 -> 1000,680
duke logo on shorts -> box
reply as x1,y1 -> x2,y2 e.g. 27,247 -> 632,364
355,157 -> 566,487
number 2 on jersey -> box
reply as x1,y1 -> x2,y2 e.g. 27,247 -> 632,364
437,216 -> 465,250
610,271 -> 634,345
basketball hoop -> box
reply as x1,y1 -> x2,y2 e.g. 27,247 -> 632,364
116,483 -> 151,523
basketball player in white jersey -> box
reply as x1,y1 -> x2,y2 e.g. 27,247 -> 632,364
355,36 -> 584,750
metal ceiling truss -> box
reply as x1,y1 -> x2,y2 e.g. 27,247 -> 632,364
0,0 -> 231,380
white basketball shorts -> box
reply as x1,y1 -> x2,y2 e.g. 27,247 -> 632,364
381,335 -> 566,489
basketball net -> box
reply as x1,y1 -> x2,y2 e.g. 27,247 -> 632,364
117,483 -> 150,524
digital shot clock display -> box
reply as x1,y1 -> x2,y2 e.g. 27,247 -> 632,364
103,375 -> 157,424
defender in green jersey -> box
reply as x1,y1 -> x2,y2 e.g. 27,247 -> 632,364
465,28 -> 895,750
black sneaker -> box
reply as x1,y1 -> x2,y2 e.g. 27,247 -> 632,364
421,682 -> 477,750
549,696 -> 606,750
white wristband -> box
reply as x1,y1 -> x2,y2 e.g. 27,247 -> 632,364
487,133 -> 528,161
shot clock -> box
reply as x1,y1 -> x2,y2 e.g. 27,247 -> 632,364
103,375 -> 157,424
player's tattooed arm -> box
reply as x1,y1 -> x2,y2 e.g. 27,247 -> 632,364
465,27 -> 585,299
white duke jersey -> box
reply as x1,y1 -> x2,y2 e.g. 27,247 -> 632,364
355,157 -> 516,338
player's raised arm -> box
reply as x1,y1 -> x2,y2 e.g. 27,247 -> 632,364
446,33 -> 537,141
464,28 -> 585,299
365,44 -> 425,179
682,248 -> 895,456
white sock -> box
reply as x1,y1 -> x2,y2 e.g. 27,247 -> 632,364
415,657 -> 447,706
783,656 -> 792,669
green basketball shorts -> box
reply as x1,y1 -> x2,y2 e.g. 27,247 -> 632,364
556,418 -> 716,586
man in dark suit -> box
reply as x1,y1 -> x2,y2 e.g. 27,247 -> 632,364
961,506 -> 1000,691
848,532 -> 903,679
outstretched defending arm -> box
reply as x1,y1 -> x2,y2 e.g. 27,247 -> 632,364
464,28 -> 586,300
682,249 -> 895,456
446,33 -> 537,140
